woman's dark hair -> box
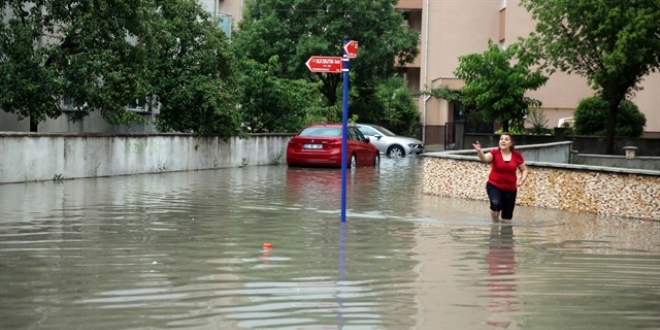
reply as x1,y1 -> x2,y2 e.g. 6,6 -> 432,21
500,132 -> 516,151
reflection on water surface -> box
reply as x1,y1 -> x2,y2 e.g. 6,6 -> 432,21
1,158 -> 658,329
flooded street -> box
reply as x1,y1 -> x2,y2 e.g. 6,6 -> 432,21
1,157 -> 659,330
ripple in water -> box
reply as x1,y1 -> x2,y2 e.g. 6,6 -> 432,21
1,161 -> 658,329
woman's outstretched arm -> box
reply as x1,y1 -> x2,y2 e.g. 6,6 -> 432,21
472,141 -> 493,163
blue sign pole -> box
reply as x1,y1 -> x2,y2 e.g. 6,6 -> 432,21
336,221 -> 346,327
340,39 -> 350,223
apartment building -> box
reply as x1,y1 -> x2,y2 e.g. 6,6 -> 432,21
400,0 -> 659,144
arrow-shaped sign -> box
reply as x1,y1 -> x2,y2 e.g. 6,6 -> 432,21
343,40 -> 358,59
305,56 -> 343,73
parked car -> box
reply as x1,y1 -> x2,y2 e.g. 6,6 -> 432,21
286,124 -> 380,168
355,123 -> 425,157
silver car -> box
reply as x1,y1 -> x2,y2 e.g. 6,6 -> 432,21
355,123 -> 425,157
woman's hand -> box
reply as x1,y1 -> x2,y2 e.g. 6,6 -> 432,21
517,165 -> 528,187
473,141 -> 492,163
472,141 -> 481,152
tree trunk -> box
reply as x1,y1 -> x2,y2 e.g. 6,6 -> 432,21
319,75 -> 340,107
30,116 -> 38,132
604,99 -> 620,155
502,120 -> 510,133
327,89 -> 337,106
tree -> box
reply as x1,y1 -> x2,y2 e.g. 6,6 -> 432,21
0,0 -> 240,137
454,40 -> 548,133
374,76 -> 419,137
574,96 -> 646,138
150,0 -> 241,138
237,56 -> 325,133
232,0 -> 419,115
521,0 -> 660,153
0,0 -> 152,130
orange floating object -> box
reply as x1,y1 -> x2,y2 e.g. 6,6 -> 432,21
263,242 -> 272,249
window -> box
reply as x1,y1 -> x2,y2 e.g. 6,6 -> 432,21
357,126 -> 378,136
61,97 -> 85,111
125,97 -> 148,112
299,127 -> 341,137
402,12 -> 410,28
126,96 -> 158,112
348,127 -> 360,141
353,128 -> 368,142
61,96 -> 154,112
217,11 -> 232,40
63,97 -> 75,108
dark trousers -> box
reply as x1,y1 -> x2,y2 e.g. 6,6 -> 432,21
486,182 -> 517,219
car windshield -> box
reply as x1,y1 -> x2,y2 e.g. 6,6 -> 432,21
368,125 -> 395,136
299,127 -> 342,137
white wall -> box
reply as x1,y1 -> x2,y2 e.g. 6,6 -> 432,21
0,133 -> 292,184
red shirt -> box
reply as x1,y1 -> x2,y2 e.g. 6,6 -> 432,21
488,148 -> 524,191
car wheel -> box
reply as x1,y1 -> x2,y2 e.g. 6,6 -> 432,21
349,154 -> 357,169
373,153 -> 380,167
387,145 -> 405,158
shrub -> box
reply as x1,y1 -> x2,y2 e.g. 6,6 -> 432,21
527,108 -> 550,135
495,126 -> 526,135
574,96 -> 646,137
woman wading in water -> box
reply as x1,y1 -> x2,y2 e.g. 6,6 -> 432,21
472,133 -> 528,222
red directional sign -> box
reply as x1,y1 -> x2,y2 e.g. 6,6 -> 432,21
343,40 -> 359,59
305,56 -> 343,73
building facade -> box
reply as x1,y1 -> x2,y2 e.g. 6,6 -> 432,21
396,0 -> 659,144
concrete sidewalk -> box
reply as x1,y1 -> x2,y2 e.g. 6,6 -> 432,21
424,144 -> 445,153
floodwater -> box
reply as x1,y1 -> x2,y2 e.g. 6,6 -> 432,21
0,157 -> 658,330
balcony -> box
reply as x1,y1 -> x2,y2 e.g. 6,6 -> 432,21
399,9 -> 422,69
396,0 -> 423,10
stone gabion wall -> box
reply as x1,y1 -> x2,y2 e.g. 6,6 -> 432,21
423,157 -> 660,221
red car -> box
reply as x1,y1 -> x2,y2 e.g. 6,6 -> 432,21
287,124 -> 381,168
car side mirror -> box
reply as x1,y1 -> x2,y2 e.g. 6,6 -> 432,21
365,137 -> 371,143
374,134 -> 382,140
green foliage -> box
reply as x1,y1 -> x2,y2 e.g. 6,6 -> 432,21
348,89 -> 383,124
495,127 -> 526,135
574,96 -> 646,138
521,0 -> 660,151
151,0 -> 241,138
323,104 -> 342,124
454,40 -> 548,133
0,0 -> 240,137
0,0 -> 155,125
374,77 -> 420,137
430,86 -> 461,103
232,0 -> 420,109
526,108 -> 550,135
237,56 -> 325,133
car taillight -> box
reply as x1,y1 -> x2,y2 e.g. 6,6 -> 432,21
328,140 -> 341,149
